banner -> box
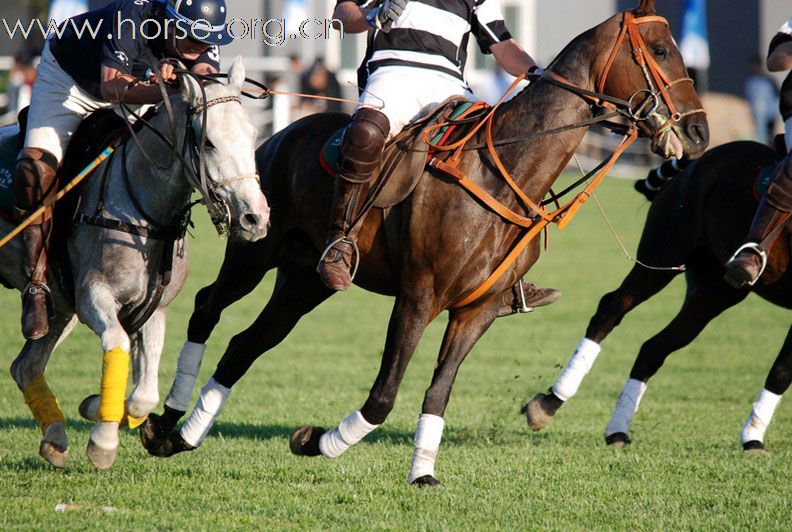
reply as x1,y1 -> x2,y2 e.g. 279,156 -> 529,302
679,0 -> 710,70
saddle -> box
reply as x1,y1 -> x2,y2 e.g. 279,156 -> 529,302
319,96 -> 489,208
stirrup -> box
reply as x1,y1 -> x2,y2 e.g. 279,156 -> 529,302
515,279 -> 536,313
317,236 -> 361,282
22,282 -> 52,299
726,242 -> 767,286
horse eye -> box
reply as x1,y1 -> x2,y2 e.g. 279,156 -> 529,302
204,138 -> 216,150
652,46 -> 667,59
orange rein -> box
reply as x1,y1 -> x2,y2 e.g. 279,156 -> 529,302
425,11 -> 687,309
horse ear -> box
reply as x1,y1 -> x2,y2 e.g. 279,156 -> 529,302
635,0 -> 656,16
227,56 -> 246,91
179,72 -> 202,104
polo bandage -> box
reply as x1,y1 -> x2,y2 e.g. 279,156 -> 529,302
165,341 -> 207,412
98,347 -> 130,423
741,388 -> 782,444
179,377 -> 231,447
552,337 -> 602,401
319,410 -> 378,458
23,375 -> 65,433
408,414 -> 445,483
605,378 -> 647,437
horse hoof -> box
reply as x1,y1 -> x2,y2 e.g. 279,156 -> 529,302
78,394 -> 99,421
86,440 -> 117,470
605,432 -> 631,448
411,475 -> 442,487
521,392 -> 563,431
289,425 -> 326,456
39,440 -> 70,468
743,440 -> 767,453
139,413 -> 170,452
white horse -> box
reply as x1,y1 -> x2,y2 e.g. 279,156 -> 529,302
2,57 -> 269,469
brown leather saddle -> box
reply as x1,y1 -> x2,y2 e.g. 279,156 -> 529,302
319,96 -> 482,208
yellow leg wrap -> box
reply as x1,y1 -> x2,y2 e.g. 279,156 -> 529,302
22,375 -> 66,433
97,347 -> 130,422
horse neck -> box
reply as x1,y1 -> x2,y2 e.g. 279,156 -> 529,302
488,30 -> 601,204
121,98 -> 194,224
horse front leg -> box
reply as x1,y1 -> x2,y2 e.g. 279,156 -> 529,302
77,281 -> 133,470
290,294 -> 432,461
409,303 -> 497,486
741,323 -> 792,452
10,314 -> 78,468
524,266 -> 679,431
142,239 -> 275,448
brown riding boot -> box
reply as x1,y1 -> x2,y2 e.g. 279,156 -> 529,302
317,179 -> 367,291
317,108 -> 390,291
724,198 -> 791,288
496,280 -> 561,318
14,148 -> 58,339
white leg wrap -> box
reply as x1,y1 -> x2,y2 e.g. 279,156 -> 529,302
552,338 -> 602,401
164,341 -> 207,412
408,414 -> 445,484
179,377 -> 231,448
605,378 -> 647,437
741,388 -> 782,445
319,410 -> 378,458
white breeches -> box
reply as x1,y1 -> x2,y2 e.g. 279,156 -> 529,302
358,66 -> 473,139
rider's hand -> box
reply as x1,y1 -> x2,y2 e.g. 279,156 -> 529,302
367,0 -> 409,33
148,62 -> 177,85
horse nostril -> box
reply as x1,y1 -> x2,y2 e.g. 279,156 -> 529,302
241,213 -> 261,230
686,122 -> 709,146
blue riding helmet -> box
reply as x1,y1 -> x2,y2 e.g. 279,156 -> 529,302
163,0 -> 233,45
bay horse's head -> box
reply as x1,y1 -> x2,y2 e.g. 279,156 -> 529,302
179,57 -> 270,241
592,0 -> 709,159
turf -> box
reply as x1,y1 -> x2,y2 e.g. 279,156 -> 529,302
0,175 -> 789,530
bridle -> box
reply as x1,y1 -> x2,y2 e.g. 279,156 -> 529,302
541,11 -> 705,141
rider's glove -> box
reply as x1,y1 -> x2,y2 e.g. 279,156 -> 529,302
366,0 -> 409,33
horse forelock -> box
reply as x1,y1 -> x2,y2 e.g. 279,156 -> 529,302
634,0 -> 656,16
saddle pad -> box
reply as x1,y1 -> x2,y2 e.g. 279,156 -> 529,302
319,101 -> 478,178
0,126 -> 22,220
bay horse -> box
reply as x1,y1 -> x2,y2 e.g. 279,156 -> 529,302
142,1 -> 708,484
1,58 -> 269,469
524,140 -> 792,451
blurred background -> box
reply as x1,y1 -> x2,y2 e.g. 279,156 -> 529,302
0,0 -> 790,174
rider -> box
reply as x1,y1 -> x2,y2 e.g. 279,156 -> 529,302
15,0 -> 232,340
724,16 -> 792,288
318,0 -> 559,309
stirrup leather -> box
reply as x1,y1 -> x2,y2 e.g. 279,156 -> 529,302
727,242 -> 767,286
317,236 -> 361,282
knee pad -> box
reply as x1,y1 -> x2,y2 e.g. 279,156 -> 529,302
338,108 -> 390,184
767,155 -> 792,212
13,148 -> 59,219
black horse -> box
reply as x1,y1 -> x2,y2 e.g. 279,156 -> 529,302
525,140 -> 792,451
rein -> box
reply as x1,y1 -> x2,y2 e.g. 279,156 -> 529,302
424,11 -> 703,309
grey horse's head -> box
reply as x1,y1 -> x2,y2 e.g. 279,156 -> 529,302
180,57 -> 269,241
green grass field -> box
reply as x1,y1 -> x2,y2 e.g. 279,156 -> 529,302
1,175 -> 790,530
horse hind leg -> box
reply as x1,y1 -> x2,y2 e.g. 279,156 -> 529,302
143,264 -> 334,457
10,314 -> 78,468
409,304 -> 497,486
740,323 -> 792,452
290,293 -> 433,463
142,239 -> 276,449
524,265 -> 679,431
604,274 -> 748,447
